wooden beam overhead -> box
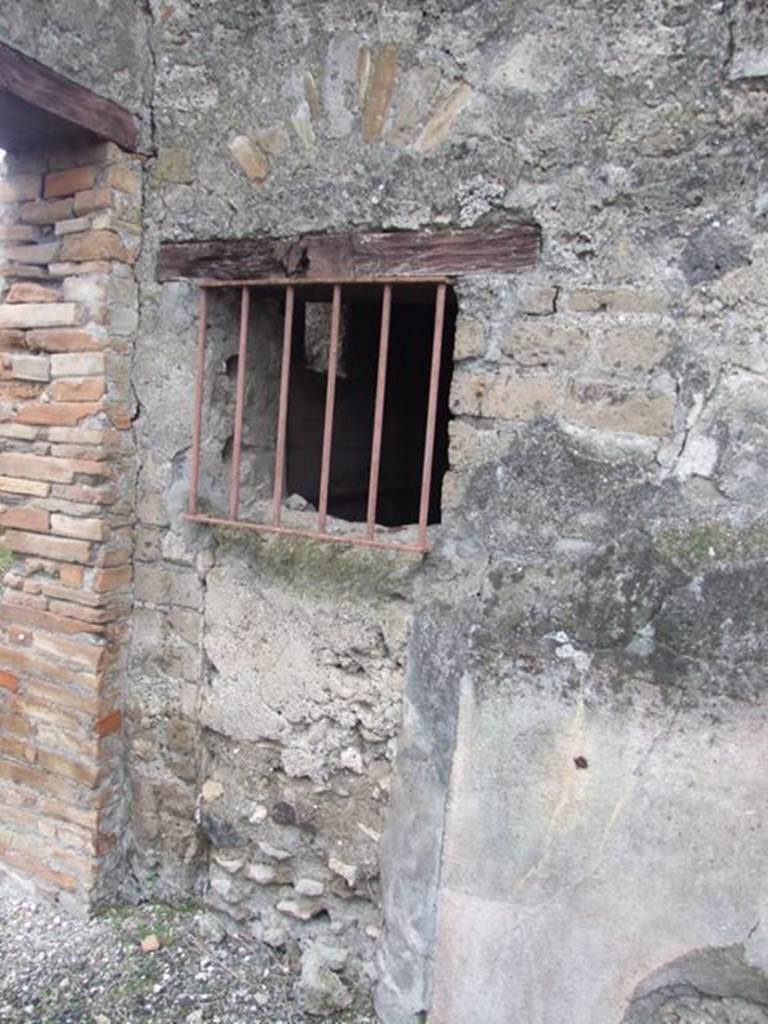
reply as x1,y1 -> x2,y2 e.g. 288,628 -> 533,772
0,41 -> 139,152
157,226 -> 541,283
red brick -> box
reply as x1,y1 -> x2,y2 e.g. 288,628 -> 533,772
17,198 -> 74,225
96,548 -> 130,568
0,380 -> 45,401
48,426 -> 114,446
37,816 -> 96,856
47,378 -> 106,402
103,164 -> 141,196
48,444 -> 109,461
51,483 -> 115,505
33,633 -> 106,671
0,670 -> 19,692
44,166 -> 97,198
0,264 -> 49,281
6,282 -> 62,304
51,352 -> 105,377
0,303 -> 77,330
0,712 -> 31,737
0,800 -> 40,834
40,581 -> 106,608
51,514 -> 108,542
0,453 -> 74,483
0,507 -> 49,532
20,681 -> 101,718
4,590 -> 48,610
10,353 -> 51,381
48,601 -> 117,624
0,329 -> 25,350
57,459 -> 112,480
94,831 -> 117,855
92,566 -> 131,592
0,734 -> 36,763
3,530 -> 91,564
8,692 -> 81,729
25,329 -> 104,353
94,709 -> 121,737
16,402 -> 102,426
59,564 -> 84,588
7,624 -> 31,646
0,225 -> 40,242
0,476 -> 50,498
39,797 -> 99,830
60,231 -> 130,263
1,241 -> 59,266
0,604 -> 104,637
73,188 -> 112,216
35,748 -> 100,787
105,403 -> 133,429
0,645 -> 75,685
0,758 -> 82,802
0,842 -> 78,891
0,424 -> 39,441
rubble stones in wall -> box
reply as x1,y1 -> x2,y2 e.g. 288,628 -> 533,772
189,535 -> 414,969
200,548 -> 411,779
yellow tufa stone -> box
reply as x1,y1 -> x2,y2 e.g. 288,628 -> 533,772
228,136 -> 270,185
361,46 -> 398,143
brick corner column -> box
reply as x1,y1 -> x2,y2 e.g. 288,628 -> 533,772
0,141 -> 142,909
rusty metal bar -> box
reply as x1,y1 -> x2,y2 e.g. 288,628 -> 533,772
365,284 -> 392,539
188,288 -> 208,516
228,286 -> 250,520
185,512 -> 428,554
317,284 -> 341,533
198,276 -> 451,288
272,285 -> 295,526
417,283 -> 447,549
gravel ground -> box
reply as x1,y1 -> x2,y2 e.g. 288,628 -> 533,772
0,883 -> 375,1024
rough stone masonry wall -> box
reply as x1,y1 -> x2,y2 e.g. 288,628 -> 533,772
2,1 -> 768,1022
131,0 -> 768,1019
0,143 -> 141,908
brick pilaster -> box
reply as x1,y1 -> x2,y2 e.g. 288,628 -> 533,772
0,142 -> 140,908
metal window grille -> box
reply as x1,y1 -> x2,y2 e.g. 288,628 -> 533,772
185,277 -> 450,553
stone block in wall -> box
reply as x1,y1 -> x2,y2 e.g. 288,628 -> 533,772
589,324 -> 671,375
453,316 -> 487,360
563,379 -> 675,437
561,289 -> 668,314
516,285 -> 558,316
501,321 -> 587,368
44,167 -> 98,199
451,367 -> 559,420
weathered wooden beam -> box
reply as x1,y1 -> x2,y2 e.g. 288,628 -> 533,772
156,226 -> 541,283
0,41 -> 139,152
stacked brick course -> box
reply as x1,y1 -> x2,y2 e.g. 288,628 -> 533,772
0,142 -> 140,907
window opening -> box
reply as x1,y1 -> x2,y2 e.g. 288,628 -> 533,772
187,278 -> 456,553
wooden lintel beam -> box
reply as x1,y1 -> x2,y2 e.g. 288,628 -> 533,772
0,41 -> 139,152
156,226 -> 541,283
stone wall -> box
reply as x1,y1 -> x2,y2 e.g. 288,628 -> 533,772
118,0 -> 768,1016
2,1 -> 768,1022
0,143 -> 142,908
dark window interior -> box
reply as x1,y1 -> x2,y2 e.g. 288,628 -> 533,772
284,284 -> 456,527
